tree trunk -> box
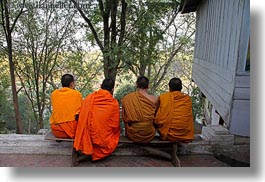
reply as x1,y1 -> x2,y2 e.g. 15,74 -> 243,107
7,31 -> 23,134
28,118 -> 31,134
71,0 -> 127,84
3,0 -> 23,133
38,111 -> 44,130
103,53 -> 117,83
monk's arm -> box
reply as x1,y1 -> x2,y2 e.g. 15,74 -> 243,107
74,94 -> 83,121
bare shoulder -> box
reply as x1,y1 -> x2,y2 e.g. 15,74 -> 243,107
148,94 -> 159,105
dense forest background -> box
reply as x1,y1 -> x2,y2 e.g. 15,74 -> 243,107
0,0 -> 203,134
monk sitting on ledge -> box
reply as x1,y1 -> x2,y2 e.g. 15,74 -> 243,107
155,77 -> 194,142
121,76 -> 158,143
74,78 -> 120,161
50,74 -> 83,139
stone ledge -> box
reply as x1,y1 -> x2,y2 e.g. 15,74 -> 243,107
0,133 -> 250,164
0,133 -> 227,156
0,134 -> 72,155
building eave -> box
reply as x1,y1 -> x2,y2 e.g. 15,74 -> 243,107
179,0 -> 202,14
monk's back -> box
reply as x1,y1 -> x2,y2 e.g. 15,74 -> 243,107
50,88 -> 82,125
155,91 -> 194,142
74,78 -> 120,161
122,91 -> 157,143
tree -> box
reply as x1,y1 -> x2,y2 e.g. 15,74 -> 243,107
151,13 -> 196,94
70,0 -> 127,82
18,94 -> 36,134
56,40 -> 104,97
14,3 -> 76,130
123,0 -> 179,76
122,9 -> 196,95
0,0 -> 25,133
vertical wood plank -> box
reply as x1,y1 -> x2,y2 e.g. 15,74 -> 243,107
228,0 -> 244,69
195,2 -> 203,59
223,0 -> 234,68
203,0 -> 209,60
205,1 -> 209,61
215,0 -> 224,66
193,8 -> 198,57
212,0 -> 218,64
219,0 -> 229,67
209,0 -> 215,63
237,0 -> 250,72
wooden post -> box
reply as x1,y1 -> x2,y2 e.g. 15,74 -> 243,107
71,145 -> 78,167
171,143 -> 181,167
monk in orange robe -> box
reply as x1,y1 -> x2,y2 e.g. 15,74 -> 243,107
122,76 -> 158,143
50,74 -> 82,138
155,77 -> 194,142
74,78 -> 120,161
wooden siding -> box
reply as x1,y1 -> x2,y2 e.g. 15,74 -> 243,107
229,0 -> 250,136
192,58 -> 234,122
233,73 -> 250,100
237,0 -> 250,72
229,100 -> 250,136
192,0 -> 248,128
229,72 -> 250,136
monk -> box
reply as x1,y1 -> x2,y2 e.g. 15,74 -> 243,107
50,74 -> 82,138
74,78 -> 120,161
155,77 -> 194,142
121,76 -> 158,143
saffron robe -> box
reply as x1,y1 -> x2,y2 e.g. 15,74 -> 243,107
155,91 -> 194,142
121,92 -> 157,143
50,87 -> 82,138
74,89 -> 120,161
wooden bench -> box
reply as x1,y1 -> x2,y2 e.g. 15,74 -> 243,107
44,131 -> 181,167
117,136 -> 181,167
44,131 -> 78,166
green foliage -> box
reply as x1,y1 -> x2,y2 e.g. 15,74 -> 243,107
0,88 -> 15,133
191,87 -> 204,120
13,2 -> 82,130
124,1 -> 172,71
18,94 -> 38,134
114,84 -> 136,105
0,60 -> 10,89
0,60 -> 15,133
60,50 -> 104,97
0,121 -> 8,134
0,88 -> 38,134
0,0 -> 201,134
179,36 -> 192,45
114,83 -> 136,130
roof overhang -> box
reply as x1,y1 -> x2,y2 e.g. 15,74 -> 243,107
179,0 -> 202,14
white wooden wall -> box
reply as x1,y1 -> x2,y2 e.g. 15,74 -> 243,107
230,73 -> 250,136
192,0 -> 250,136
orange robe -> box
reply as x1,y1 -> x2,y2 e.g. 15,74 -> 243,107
50,87 -> 82,138
155,91 -> 194,142
74,89 -> 120,161
121,92 -> 157,143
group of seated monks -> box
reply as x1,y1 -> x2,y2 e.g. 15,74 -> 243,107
50,74 -> 194,162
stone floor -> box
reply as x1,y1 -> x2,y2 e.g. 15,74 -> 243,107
0,154 -> 230,167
